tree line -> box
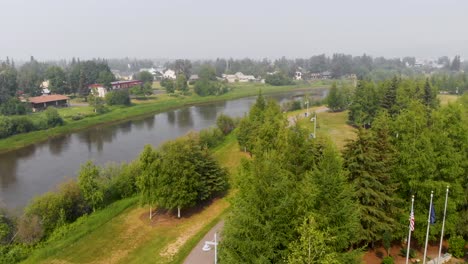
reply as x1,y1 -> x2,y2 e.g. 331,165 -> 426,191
221,85 -> 468,263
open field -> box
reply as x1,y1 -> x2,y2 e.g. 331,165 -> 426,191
289,107 -> 356,150
21,134 -> 245,264
0,81 -> 327,154
438,94 -> 460,106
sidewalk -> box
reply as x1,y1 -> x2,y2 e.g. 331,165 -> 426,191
183,220 -> 225,264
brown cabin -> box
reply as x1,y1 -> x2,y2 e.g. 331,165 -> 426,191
28,94 -> 70,112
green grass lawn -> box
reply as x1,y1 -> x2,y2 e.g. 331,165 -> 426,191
438,94 -> 459,106
0,81 -> 328,154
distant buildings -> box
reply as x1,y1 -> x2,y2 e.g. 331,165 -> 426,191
310,71 -> 332,80
163,69 -> 177,80
88,80 -> 143,97
222,72 -> 256,83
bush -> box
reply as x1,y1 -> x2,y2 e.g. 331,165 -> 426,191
216,114 -> 235,135
199,127 -> 225,148
0,244 -> 32,264
449,235 -> 466,258
265,72 -> 293,86
71,113 -> 84,121
0,116 -> 13,139
44,107 -> 64,127
10,116 -> 35,134
194,80 -> 228,96
105,90 -> 131,106
381,256 -> 394,264
0,98 -> 28,115
399,248 -> 416,259
16,214 -> 43,244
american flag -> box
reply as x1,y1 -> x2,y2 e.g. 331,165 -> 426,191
409,209 -> 415,231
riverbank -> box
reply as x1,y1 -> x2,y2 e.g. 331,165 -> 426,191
0,81 -> 328,154
21,133 -> 244,264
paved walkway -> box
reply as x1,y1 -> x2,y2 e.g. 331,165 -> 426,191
183,220 -> 225,264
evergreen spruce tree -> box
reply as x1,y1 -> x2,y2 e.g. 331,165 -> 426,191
381,76 -> 399,116
343,129 -> 400,244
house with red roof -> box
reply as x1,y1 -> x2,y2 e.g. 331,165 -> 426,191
28,94 -> 70,112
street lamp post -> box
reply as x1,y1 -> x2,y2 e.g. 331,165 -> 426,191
305,100 -> 309,117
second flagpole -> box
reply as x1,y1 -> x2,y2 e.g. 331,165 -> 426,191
423,191 -> 434,264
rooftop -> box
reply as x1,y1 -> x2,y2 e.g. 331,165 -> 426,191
28,94 -> 70,104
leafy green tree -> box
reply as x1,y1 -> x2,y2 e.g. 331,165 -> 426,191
348,80 -> 380,127
422,78 -> 438,109
44,107 -> 64,127
160,78 -> 175,93
77,161 -> 104,212
0,98 -> 28,115
45,66 -> 67,94
97,71 -> 115,89
136,145 -> 159,219
326,82 -> 344,112
155,136 -> 201,218
265,71 -> 293,86
216,114 -> 235,135
175,74 -> 188,93
0,64 -> 18,104
17,56 -> 45,96
105,90 -> 131,106
136,71 -> 154,85
87,93 -> 107,113
198,65 -> 217,81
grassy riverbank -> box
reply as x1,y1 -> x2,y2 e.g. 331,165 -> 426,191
21,134 -> 245,264
0,81 -> 328,154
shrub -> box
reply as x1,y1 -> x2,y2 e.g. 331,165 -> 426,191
16,214 -> 43,244
0,98 -> 28,115
216,114 -> 235,135
0,116 -> 12,138
71,113 -> 84,121
265,72 -> 293,86
449,235 -> 466,258
10,116 -> 35,134
0,244 -> 32,264
199,127 -> 224,148
381,256 -> 394,264
399,248 -> 416,259
44,107 -> 64,127
105,90 -> 131,106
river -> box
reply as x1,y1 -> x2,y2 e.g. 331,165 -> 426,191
0,88 -> 327,210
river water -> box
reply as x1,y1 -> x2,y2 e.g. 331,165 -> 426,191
0,88 -> 327,210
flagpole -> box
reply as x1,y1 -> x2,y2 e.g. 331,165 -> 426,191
406,195 -> 415,264
437,186 -> 449,264
423,191 -> 434,264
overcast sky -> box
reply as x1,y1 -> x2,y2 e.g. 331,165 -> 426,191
0,0 -> 467,61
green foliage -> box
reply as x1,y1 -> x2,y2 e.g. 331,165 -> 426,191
399,248 -> 416,258
160,78 -> 175,93
194,79 -> 227,96
44,107 -> 64,127
326,82 -> 346,112
216,114 -> 235,135
0,98 -> 28,115
199,127 -> 224,148
381,256 -> 394,264
265,71 -> 293,86
136,71 -> 154,85
0,244 -> 32,264
348,80 -> 381,127
175,75 -> 188,93
343,128 -> 401,243
78,161 -> 104,212
105,89 -> 131,106
45,66 -> 67,94
448,235 -> 466,258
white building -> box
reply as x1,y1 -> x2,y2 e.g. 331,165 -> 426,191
222,72 -> 256,83
163,69 -> 177,79
294,71 -> 302,80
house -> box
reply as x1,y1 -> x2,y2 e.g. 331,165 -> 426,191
189,74 -> 199,82
222,72 -> 256,83
88,80 -> 143,98
294,71 -> 302,80
163,69 -> 177,79
89,84 -> 107,97
321,71 -> 332,79
111,80 -> 143,89
310,71 -> 332,80
28,94 -> 69,112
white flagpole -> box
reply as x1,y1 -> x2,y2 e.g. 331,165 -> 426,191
406,195 -> 415,264
437,186 -> 449,264
423,191 -> 434,264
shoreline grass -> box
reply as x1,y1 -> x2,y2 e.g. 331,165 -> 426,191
0,82 -> 327,154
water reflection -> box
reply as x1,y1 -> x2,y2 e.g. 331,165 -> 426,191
166,111 -> 176,125
48,135 -> 71,156
77,126 -> 118,153
0,144 -> 36,187
176,107 -> 194,128
195,102 -> 224,121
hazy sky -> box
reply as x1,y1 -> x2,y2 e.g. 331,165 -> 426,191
1,0 -> 467,60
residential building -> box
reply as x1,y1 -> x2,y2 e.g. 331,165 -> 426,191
163,69 -> 177,79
